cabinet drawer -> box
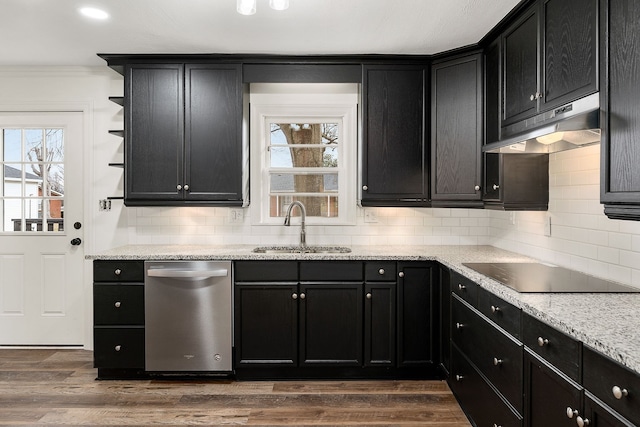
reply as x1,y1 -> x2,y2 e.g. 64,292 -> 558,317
234,261 -> 298,282
583,346 -> 640,425
450,345 -> 523,427
94,284 -> 144,326
451,270 -> 478,306
522,313 -> 581,382
94,327 -> 144,369
452,295 -> 523,414
94,260 -> 144,282
365,262 -> 396,281
478,287 -> 521,339
300,261 -> 363,281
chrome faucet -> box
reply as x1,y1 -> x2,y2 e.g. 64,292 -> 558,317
284,201 -> 307,247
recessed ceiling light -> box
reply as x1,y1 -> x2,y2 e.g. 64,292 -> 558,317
79,7 -> 109,20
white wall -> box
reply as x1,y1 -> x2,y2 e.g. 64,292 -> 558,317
490,144 -> 640,288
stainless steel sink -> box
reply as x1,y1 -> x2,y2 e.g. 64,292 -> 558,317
252,246 -> 352,254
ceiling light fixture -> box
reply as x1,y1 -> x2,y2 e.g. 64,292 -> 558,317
237,0 -> 289,15
79,7 -> 109,20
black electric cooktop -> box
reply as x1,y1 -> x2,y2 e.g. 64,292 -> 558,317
462,262 -> 640,293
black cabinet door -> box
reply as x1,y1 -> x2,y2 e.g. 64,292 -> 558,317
185,64 -> 243,202
299,283 -> 363,366
524,349 -> 583,427
430,53 -> 483,204
397,262 -> 436,367
364,282 -> 395,367
600,0 -> 640,219
362,65 -> 429,205
541,0 -> 598,110
126,64 -> 184,202
503,5 -> 539,125
584,392 -> 636,427
234,283 -> 298,366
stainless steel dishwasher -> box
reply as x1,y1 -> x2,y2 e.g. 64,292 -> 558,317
144,261 -> 232,373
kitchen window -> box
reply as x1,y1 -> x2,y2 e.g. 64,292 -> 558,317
250,84 -> 358,225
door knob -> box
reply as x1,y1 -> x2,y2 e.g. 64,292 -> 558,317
70,238 -> 82,246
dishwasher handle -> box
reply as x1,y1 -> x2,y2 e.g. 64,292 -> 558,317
147,268 -> 228,279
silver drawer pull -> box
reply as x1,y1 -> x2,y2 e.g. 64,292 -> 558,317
398,272 -> 404,278
458,283 -> 466,291
491,305 -> 500,313
537,337 -> 549,347
378,268 -> 385,275
114,345 -> 122,352
114,269 -> 122,276
612,386 -> 629,399
455,374 -> 464,382
292,293 -> 298,300
456,322 -> 464,330
114,301 -> 121,308
366,293 -> 372,299
577,416 -> 590,427
493,357 -> 503,366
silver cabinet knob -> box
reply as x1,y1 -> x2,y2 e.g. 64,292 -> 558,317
493,424 -> 503,427
177,184 -> 182,190
537,337 -> 549,347
493,184 -> 500,190
114,345 -> 122,352
114,269 -> 121,276
299,293 -> 306,300
491,305 -> 500,313
456,322 -> 464,330
184,184 -> 189,191
612,386 -> 629,399
458,283 -> 466,291
455,374 -> 464,381
366,293 -> 372,299
114,301 -> 121,308
530,94 -> 536,101
577,416 -> 590,427
398,272 -> 405,278
493,357 -> 503,366
576,417 -> 591,427
474,185 -> 480,191
362,185 -> 368,191
292,293 -> 298,300
378,268 -> 385,275
566,407 -> 579,419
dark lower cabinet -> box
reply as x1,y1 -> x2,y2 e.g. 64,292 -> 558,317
524,348 -> 583,427
584,392 -> 636,427
450,344 -> 523,427
234,260 -> 437,379
234,283 -> 298,366
93,260 -> 146,379
299,283 -> 363,366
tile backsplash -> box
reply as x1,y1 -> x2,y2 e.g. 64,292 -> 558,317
126,144 -> 640,288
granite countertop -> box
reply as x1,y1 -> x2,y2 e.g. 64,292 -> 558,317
87,244 -> 640,375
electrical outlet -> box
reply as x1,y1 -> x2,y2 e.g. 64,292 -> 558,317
229,209 -> 244,223
544,214 -> 552,237
98,199 -> 111,212
364,208 -> 378,223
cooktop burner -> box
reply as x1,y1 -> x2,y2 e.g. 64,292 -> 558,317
462,262 -> 639,293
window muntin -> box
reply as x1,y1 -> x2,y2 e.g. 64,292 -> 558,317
1,128 -> 65,232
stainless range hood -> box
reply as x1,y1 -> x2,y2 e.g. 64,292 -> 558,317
483,92 -> 601,154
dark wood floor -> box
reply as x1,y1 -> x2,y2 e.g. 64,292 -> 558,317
0,349 -> 470,426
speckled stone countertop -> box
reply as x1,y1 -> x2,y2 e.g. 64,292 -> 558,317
87,244 -> 640,375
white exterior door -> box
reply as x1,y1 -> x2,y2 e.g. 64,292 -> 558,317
0,112 -> 84,345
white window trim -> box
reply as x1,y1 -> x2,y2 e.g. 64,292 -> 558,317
250,84 -> 358,226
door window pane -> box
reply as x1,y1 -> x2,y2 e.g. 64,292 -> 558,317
1,128 -> 65,232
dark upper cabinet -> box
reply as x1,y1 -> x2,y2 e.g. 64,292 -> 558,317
483,153 -> 549,210
600,0 -> 640,220
125,63 -> 244,206
502,0 -> 598,126
430,53 -> 483,206
361,64 -> 429,206
503,4 -> 540,125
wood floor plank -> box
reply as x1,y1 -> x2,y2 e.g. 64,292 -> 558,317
0,350 -> 471,426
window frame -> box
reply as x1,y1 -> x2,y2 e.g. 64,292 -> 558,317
249,84 -> 358,226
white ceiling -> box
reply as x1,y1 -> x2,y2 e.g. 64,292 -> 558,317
0,0 -> 521,67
